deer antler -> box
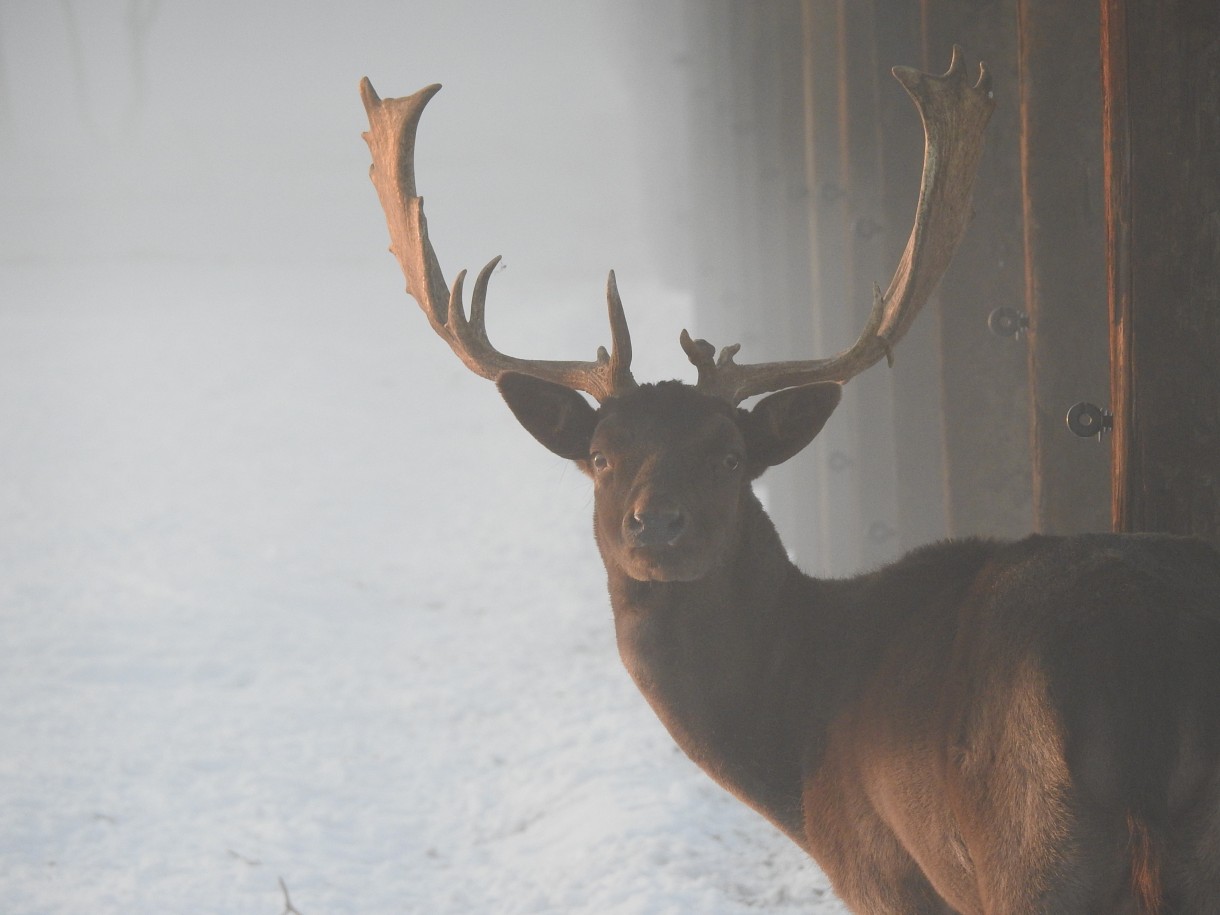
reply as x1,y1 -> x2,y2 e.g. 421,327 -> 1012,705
360,79 -> 636,403
681,46 -> 996,405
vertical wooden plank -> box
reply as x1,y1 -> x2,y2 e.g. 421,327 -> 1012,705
759,0 -> 831,570
871,0 -> 947,551
1017,0 -> 1111,534
801,0 -> 865,573
611,2 -> 697,293
803,0 -> 948,566
1101,0 -> 1220,544
680,0 -> 746,348
835,0 -> 906,567
682,1 -> 836,570
727,0 -> 823,568
922,0 -> 1033,539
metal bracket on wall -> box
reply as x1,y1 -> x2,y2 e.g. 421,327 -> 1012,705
987,306 -> 1029,340
1066,401 -> 1113,441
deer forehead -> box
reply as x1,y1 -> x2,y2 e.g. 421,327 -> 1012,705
592,386 -> 744,455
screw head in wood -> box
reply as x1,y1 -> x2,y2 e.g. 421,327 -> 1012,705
1066,402 -> 1113,440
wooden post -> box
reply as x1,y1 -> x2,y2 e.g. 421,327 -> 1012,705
871,0 -> 947,551
801,0 -> 865,573
748,0 -> 830,570
1017,0 -> 1110,534
922,0 -> 1033,539
1101,0 -> 1220,544
835,0 -> 906,568
682,0 -> 835,570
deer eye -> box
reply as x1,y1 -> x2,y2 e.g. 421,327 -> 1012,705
723,452 -> 741,471
590,451 -> 610,472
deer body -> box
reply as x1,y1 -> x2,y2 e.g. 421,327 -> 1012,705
509,377 -> 1220,914
619,528 -> 1220,914
361,54 -> 1220,913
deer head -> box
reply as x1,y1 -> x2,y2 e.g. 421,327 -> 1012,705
496,374 -> 842,581
360,48 -> 994,583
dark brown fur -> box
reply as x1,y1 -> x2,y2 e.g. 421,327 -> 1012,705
497,374 -> 1220,915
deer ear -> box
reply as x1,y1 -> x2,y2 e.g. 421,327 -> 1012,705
742,382 -> 842,472
497,372 -> 598,461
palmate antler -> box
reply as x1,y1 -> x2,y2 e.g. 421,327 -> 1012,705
361,46 -> 994,406
681,46 -> 995,404
360,79 -> 635,403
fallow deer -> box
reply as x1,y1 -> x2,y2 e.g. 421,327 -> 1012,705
360,50 -> 1220,914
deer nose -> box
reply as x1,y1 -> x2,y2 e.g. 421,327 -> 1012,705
625,502 -> 687,547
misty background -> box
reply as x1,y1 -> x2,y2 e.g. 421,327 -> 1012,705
1,2 -> 676,280
0,3 -> 854,913
3,0 -> 953,579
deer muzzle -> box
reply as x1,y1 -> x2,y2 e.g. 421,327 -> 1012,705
624,499 -> 687,548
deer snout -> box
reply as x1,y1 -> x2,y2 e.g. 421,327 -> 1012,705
624,498 -> 687,548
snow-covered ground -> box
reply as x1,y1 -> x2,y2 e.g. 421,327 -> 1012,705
1,3 -> 850,912
0,259 -> 842,914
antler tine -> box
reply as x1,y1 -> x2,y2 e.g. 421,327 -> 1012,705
684,46 -> 995,406
601,271 -> 635,395
361,78 -> 637,402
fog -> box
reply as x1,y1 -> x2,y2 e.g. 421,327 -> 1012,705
0,3 -> 844,912
5,4 -> 664,271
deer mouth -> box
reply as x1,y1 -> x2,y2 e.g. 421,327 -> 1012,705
624,543 -> 709,582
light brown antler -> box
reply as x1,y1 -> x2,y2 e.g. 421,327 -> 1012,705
360,79 -> 636,403
681,46 -> 996,405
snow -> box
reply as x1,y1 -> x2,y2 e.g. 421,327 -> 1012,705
0,3 -> 847,912
0,259 -> 843,913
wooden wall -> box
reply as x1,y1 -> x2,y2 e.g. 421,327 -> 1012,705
625,0 -> 1219,568
1102,0 -> 1220,543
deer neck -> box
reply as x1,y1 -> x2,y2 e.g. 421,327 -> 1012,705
605,490 -> 819,848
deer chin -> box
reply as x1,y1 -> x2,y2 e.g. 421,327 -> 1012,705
620,545 -> 714,583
